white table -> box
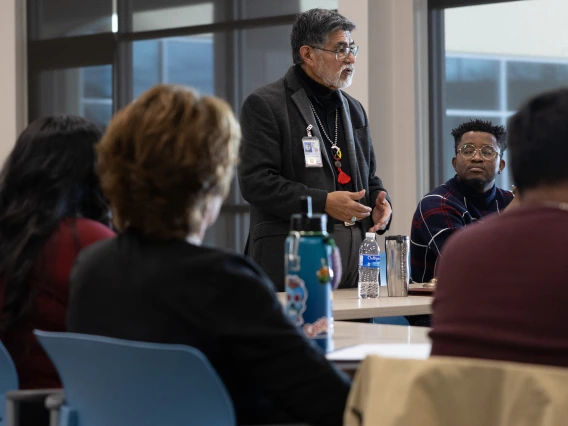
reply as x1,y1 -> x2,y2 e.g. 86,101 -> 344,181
330,321 -> 431,372
278,286 -> 433,320
333,320 -> 430,350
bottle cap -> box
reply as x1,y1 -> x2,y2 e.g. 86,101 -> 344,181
290,196 -> 327,233
365,232 -> 376,239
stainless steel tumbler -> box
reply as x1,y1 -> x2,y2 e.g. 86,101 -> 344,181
385,235 -> 410,297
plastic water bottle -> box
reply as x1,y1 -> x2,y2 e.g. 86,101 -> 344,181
358,232 -> 380,299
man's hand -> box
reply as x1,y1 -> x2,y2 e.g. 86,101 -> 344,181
324,189 -> 372,222
369,191 -> 392,232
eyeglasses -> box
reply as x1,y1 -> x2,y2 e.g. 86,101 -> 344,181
457,144 -> 500,160
311,45 -> 359,61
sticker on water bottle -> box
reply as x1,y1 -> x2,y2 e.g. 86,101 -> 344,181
304,317 -> 329,338
359,254 -> 380,268
285,275 -> 307,326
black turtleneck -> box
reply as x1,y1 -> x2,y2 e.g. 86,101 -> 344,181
455,176 -> 498,210
294,65 -> 354,193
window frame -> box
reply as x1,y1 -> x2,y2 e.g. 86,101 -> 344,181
26,0 -> 324,252
427,0 -> 530,188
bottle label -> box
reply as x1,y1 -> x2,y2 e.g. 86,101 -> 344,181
359,254 -> 380,268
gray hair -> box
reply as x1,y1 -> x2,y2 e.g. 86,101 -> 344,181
290,9 -> 356,65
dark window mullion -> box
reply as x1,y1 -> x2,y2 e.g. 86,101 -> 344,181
429,0 -> 525,9
28,34 -> 115,70
428,8 -> 446,189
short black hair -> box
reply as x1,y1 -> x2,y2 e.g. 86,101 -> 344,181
451,119 -> 507,155
290,8 -> 356,65
507,88 -> 568,192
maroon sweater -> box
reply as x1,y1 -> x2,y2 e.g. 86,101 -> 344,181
0,218 -> 115,389
430,205 -> 568,367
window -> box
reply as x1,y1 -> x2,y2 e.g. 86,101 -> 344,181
429,0 -> 568,190
27,0 -> 338,252
132,36 -> 214,99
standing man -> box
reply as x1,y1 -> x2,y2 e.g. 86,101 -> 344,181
410,119 -> 514,284
238,8 -> 392,291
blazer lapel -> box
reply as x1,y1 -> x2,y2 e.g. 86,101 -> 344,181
338,90 -> 363,192
289,78 -> 335,174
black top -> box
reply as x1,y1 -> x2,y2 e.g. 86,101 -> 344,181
67,232 -> 351,426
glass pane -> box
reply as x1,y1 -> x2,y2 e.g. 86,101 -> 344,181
133,40 -> 161,99
127,0 -> 228,33
240,0 -> 338,19
445,57 -> 499,110
165,36 -> 214,95
126,0 -> 339,33
437,0 -> 568,186
30,0 -> 113,40
507,61 -> 568,111
240,25 -> 293,99
35,65 -> 112,127
83,102 -> 113,126
132,35 -> 214,98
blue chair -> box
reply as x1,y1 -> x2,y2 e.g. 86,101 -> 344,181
34,331 -> 235,426
0,339 -> 64,426
0,341 -> 18,425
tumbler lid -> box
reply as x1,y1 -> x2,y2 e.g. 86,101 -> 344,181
290,196 -> 327,233
385,235 -> 409,243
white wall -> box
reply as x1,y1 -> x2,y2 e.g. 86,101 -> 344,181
0,0 -> 26,165
339,0 -> 428,238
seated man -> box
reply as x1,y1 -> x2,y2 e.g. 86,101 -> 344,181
67,85 -> 350,426
430,88 -> 568,367
410,119 -> 513,283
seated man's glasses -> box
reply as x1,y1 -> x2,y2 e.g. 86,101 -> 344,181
311,45 -> 359,61
457,144 -> 499,160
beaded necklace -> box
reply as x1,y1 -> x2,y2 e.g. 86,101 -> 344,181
309,102 -> 351,185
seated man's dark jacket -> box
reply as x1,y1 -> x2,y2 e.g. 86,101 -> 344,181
67,232 -> 351,426
410,175 -> 513,283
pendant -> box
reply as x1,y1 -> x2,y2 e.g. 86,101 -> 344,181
336,168 -> 351,184
331,146 -> 351,184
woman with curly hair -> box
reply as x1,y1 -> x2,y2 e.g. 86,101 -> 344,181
67,85 -> 350,426
0,115 -> 115,390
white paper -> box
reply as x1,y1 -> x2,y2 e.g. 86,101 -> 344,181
326,343 -> 431,361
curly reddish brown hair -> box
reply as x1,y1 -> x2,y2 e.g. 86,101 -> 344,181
97,84 -> 240,239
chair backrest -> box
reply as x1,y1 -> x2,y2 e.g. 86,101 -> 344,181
34,330 -> 235,426
0,341 -> 18,425
345,354 -> 568,426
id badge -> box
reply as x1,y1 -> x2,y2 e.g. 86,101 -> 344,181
302,136 -> 323,168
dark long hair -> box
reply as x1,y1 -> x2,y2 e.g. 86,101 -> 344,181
0,115 -> 110,335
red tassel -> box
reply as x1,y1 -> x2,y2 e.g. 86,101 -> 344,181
336,168 -> 351,185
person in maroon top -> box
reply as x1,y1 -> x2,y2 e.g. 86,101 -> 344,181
430,88 -> 568,368
0,116 -> 115,391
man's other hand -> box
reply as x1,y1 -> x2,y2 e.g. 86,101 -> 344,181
369,191 -> 391,232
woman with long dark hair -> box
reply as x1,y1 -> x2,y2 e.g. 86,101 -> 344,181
0,115 -> 115,389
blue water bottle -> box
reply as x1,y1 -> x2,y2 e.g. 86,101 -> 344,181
285,196 -> 337,352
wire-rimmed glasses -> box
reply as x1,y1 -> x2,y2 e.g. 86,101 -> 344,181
311,45 -> 359,61
457,144 -> 499,160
